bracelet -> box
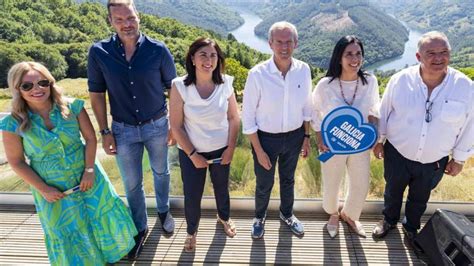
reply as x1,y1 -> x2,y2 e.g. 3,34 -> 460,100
304,134 -> 311,138
188,148 -> 196,157
99,128 -> 111,136
85,167 -> 94,173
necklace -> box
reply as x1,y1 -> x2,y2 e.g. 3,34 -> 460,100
339,77 -> 359,106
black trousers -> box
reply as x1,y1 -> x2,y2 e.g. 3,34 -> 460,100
382,141 -> 448,232
178,147 -> 231,235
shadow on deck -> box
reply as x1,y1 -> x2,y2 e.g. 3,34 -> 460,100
0,204 -> 434,265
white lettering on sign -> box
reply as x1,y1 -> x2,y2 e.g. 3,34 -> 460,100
329,124 -> 362,149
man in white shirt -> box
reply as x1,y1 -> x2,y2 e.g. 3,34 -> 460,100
372,31 -> 473,249
242,21 -> 312,239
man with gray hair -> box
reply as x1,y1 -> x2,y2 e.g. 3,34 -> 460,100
372,31 -> 473,249
242,21 -> 312,239
88,0 -> 177,259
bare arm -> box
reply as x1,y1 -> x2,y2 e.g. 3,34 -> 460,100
89,92 -> 116,155
247,132 -> 272,170
315,131 -> 329,153
221,93 -> 239,165
301,121 -> 311,158
169,83 -> 208,168
2,131 -> 64,202
77,108 -> 97,191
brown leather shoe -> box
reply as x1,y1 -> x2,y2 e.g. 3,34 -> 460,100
372,220 -> 396,239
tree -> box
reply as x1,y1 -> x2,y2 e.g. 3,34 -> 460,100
0,43 -> 31,87
225,58 -> 248,97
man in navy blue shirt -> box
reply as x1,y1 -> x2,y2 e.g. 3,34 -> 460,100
88,0 -> 177,260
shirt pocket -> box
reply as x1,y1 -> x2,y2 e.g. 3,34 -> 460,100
440,100 -> 466,124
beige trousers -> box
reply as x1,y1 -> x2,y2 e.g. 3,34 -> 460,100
321,151 -> 370,221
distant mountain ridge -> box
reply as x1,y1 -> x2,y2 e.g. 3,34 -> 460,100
395,0 -> 474,67
79,0 -> 244,35
0,0 -> 267,90
252,0 -> 409,68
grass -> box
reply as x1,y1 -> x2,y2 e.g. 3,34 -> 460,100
0,78 -> 473,202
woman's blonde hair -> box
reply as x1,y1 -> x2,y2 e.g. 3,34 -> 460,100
7,61 -> 70,132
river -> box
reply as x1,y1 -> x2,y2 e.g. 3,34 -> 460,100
366,23 -> 423,72
229,10 -> 272,54
229,10 -> 423,72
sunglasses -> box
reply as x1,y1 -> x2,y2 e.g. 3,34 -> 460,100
19,80 -> 51,91
425,100 -> 433,123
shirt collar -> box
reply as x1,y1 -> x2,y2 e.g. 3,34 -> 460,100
416,65 -> 451,89
269,56 -> 296,74
27,103 -> 59,117
113,32 -> 145,48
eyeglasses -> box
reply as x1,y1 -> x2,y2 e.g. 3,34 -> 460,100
425,100 -> 433,123
19,80 -> 50,91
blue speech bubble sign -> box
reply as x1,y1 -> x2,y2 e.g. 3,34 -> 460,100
318,106 -> 377,162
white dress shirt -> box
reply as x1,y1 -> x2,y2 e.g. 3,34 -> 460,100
173,74 -> 234,152
242,57 -> 312,134
311,74 -> 380,132
379,66 -> 474,163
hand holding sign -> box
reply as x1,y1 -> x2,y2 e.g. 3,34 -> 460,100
318,106 -> 377,162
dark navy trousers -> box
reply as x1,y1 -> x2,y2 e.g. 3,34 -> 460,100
253,126 -> 305,219
179,147 -> 230,235
382,141 -> 448,233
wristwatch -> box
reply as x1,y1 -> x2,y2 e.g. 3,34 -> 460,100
85,167 -> 94,173
453,159 -> 465,165
99,128 -> 112,136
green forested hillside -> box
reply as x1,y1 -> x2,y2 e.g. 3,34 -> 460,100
252,0 -> 408,68
0,0 -> 267,90
396,0 -> 474,67
79,0 -> 244,36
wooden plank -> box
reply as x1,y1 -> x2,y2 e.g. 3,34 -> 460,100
0,206 -> 435,265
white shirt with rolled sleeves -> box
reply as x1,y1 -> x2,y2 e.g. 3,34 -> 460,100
378,66 -> 474,164
242,57 -> 312,134
311,74 -> 380,132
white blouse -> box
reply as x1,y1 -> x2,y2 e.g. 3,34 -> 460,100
311,74 -> 380,132
173,74 -> 234,153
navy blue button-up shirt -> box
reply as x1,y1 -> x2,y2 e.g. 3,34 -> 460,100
87,33 -> 177,125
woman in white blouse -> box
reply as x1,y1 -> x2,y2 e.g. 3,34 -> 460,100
311,35 -> 380,238
169,38 -> 240,252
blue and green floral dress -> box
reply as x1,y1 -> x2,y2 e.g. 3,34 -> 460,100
0,98 -> 137,265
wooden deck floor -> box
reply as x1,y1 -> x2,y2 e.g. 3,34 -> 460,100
0,204 -> 430,265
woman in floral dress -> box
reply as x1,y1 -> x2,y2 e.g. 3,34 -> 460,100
0,61 -> 137,265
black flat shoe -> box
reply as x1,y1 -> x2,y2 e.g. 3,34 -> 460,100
128,228 -> 149,260
403,227 -> 423,253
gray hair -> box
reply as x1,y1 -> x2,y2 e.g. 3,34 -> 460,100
417,31 -> 451,52
268,21 -> 298,42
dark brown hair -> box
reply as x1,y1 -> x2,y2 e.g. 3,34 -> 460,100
184,37 -> 225,86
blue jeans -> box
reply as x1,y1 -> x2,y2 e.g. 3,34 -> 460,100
112,116 -> 170,232
252,126 -> 304,219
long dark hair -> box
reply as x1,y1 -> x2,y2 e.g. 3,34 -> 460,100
184,37 -> 225,86
326,35 -> 368,85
